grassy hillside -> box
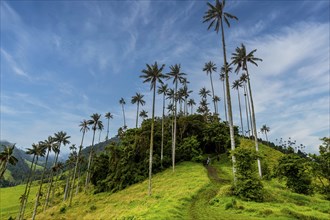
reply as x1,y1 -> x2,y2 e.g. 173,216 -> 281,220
0,182 -> 39,219
2,140 -> 329,220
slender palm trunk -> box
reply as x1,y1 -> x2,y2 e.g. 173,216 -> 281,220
85,129 -> 96,190
210,73 -> 217,115
222,80 -> 227,121
136,103 -> 140,128
32,149 -> 50,220
173,81 -> 178,172
98,130 -> 102,143
44,149 -> 60,211
106,119 -> 110,141
245,83 -> 253,137
191,105 -> 193,114
75,165 -> 82,195
21,156 -> 39,218
237,88 -> 244,136
69,130 -> 86,206
122,104 -> 126,127
246,69 -> 262,178
161,92 -> 165,168
243,85 -> 250,136
63,167 -> 72,201
265,132 -> 268,142
148,84 -> 157,196
220,18 -> 236,180
18,154 -> 36,220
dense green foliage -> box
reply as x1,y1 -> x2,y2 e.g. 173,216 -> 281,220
276,154 -> 313,195
232,147 -> 263,202
90,114 -> 237,193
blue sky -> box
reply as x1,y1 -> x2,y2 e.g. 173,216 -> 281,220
1,0 -> 329,154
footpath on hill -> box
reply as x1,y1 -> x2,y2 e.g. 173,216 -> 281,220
188,163 -> 223,220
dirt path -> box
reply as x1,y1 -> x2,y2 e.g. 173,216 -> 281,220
188,165 -> 222,220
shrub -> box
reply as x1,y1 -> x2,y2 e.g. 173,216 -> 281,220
276,154 -> 313,195
232,148 -> 264,202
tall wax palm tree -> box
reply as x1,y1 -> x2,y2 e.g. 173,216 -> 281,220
240,73 -> 252,136
203,61 -> 218,114
199,87 -> 211,100
32,136 -> 55,220
187,98 -> 196,114
166,64 -> 186,172
140,61 -> 165,195
232,79 -> 244,136
85,113 -> 103,189
131,93 -> 146,128
213,95 -> 221,114
204,0 -> 238,179
119,98 -> 126,128
260,124 -> 270,142
158,84 -> 168,167
69,120 -> 90,206
64,145 -> 76,201
231,43 -> 263,177
18,143 -> 37,220
0,144 -> 18,179
182,84 -> 192,115
105,112 -> 113,141
139,110 -> 148,120
45,131 -> 70,209
220,65 -> 232,121
20,143 -> 45,219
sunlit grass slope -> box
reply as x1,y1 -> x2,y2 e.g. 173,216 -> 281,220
36,162 -> 210,220
0,182 -> 39,219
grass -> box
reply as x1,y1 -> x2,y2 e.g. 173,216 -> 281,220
0,182 -> 39,220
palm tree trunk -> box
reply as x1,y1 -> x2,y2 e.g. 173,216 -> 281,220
265,132 -> 269,143
220,18 -> 236,180
148,84 -> 157,196
246,69 -> 262,178
21,156 -> 39,219
32,149 -> 50,220
173,81 -> 178,172
136,103 -> 140,128
75,165 -> 82,195
243,85 -> 250,137
237,88 -> 244,136
18,154 -> 36,220
222,80 -> 227,121
85,129 -> 96,190
0,161 -> 8,179
161,92 -> 165,168
106,118 -> 110,141
122,104 -> 126,128
44,150 -> 59,211
210,73 -> 217,115
63,167 -> 72,201
245,83 -> 253,137
69,130 -> 86,206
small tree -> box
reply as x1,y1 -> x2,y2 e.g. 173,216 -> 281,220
276,154 -> 313,195
232,147 -> 263,202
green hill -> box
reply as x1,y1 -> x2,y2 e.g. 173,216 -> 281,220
1,139 -> 329,220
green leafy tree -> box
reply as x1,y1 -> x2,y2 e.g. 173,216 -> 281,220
140,61 -> 165,195
310,137 -> 330,199
203,61 -> 218,114
204,0 -> 238,179
232,43 -> 263,177
232,147 -> 263,201
277,154 -> 313,195
131,93 -> 146,128
166,64 -> 186,172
